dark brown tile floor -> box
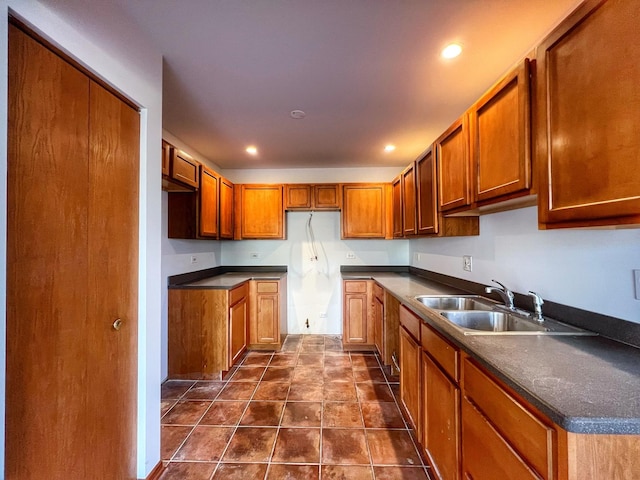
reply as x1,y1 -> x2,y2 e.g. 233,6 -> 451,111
160,335 -> 432,480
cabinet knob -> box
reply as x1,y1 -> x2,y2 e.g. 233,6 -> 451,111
112,318 -> 123,331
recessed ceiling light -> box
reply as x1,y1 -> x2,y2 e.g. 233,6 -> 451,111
442,43 -> 462,59
384,144 -> 396,152
246,146 -> 258,155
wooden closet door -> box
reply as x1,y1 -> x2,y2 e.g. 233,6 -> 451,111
7,24 -> 90,479
87,81 -> 139,478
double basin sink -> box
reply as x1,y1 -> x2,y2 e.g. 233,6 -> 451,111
414,295 -> 595,336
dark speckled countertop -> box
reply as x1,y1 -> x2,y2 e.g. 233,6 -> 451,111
170,271 -> 287,289
344,272 -> 640,435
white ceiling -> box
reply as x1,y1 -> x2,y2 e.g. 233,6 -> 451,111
115,0 -> 581,169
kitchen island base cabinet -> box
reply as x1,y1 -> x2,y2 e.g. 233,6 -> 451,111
169,283 -> 248,379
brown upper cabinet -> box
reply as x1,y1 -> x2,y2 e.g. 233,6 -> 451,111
435,116 -> 471,214
393,147 -> 479,238
284,183 -> 341,211
219,176 -> 234,239
341,183 -> 389,239
236,184 -> 285,239
392,176 -> 403,238
402,163 -> 417,236
168,163 -> 230,239
469,58 -> 532,206
162,142 -> 200,192
535,0 -> 640,228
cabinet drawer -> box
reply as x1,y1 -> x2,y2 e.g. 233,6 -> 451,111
344,280 -> 368,294
421,323 -> 459,382
463,357 -> 554,479
462,398 -> 539,480
230,282 -> 248,306
399,305 -> 421,342
257,281 -> 279,294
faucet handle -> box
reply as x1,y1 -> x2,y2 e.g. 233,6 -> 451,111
528,291 -> 544,321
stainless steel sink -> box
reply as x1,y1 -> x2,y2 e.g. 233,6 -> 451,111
439,310 -> 596,336
414,295 -> 494,311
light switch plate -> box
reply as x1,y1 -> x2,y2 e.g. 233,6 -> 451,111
634,270 -> 640,300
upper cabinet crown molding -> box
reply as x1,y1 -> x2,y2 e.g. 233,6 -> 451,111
535,0 -> 640,229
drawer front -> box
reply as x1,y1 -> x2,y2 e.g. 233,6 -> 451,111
229,282 -> 248,306
421,322 -> 459,382
463,358 -> 554,479
373,283 -> 384,301
171,150 -> 199,188
256,281 -> 279,294
399,305 -> 421,342
462,398 -> 540,480
344,280 -> 368,294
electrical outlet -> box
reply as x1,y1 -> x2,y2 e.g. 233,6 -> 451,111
319,313 -> 327,318
463,255 -> 472,272
190,255 -> 197,264
249,252 -> 261,259
634,270 -> 640,300
415,253 -> 421,262
346,252 -> 356,259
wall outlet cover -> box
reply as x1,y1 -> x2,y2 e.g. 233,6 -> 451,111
346,252 -> 356,259
634,270 -> 640,300
249,252 -> 261,259
463,255 -> 472,272
190,255 -> 197,264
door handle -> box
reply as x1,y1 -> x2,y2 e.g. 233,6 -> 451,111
112,318 -> 123,331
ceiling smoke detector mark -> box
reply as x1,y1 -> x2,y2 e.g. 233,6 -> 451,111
346,252 -> 356,259
463,255 -> 472,272
290,109 -> 306,119
249,252 -> 261,259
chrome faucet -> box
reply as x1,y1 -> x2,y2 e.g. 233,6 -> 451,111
528,291 -> 545,323
485,280 -> 515,310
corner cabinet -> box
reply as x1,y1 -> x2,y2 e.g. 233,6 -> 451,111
249,277 -> 287,350
536,0 -> 640,228
341,184 -> 389,239
235,184 -> 285,239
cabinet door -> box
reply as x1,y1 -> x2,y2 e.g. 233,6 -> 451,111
423,353 -> 460,480
314,184 -> 340,210
171,149 -> 199,189
392,176 -> 403,238
462,399 -> 539,480
470,59 -> 531,205
240,184 -> 284,239
251,281 -> 280,345
536,0 -> 640,227
400,326 -> 421,437
416,148 -> 438,235
402,163 -> 417,236
229,298 -> 248,367
436,117 -> 471,213
344,293 -> 368,344
199,165 -> 219,238
285,184 -> 312,210
342,184 -> 387,238
219,176 -> 234,239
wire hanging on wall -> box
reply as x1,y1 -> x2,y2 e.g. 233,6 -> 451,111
306,213 -> 319,261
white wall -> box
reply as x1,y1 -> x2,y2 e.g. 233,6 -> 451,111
224,166 -> 401,183
3,0 -> 164,477
223,211 -> 409,334
410,206 -> 640,323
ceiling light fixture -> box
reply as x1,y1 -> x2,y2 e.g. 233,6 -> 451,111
290,110 -> 306,119
384,144 -> 396,152
441,43 -> 462,59
246,146 -> 258,155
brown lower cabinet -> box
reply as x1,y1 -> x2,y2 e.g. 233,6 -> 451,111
169,282 -> 248,378
372,283 -> 385,356
342,280 -> 375,348
399,306 -> 422,437
249,278 -> 288,350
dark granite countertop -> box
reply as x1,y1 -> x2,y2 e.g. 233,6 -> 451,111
168,266 -> 287,290
344,271 -> 640,435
